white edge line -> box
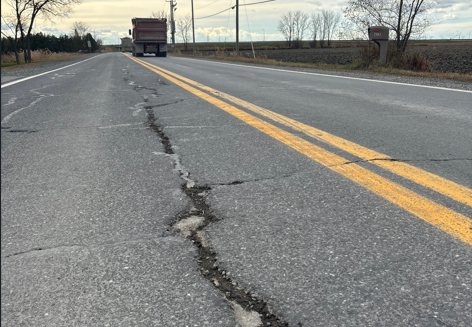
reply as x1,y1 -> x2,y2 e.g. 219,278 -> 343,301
1,54 -> 104,89
170,56 -> 472,94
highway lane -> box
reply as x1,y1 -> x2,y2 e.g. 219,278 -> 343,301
2,52 -> 471,326
1,54 -> 238,326
138,56 -> 472,189
126,53 -> 472,326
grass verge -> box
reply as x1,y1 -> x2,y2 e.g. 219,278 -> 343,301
1,51 -> 91,71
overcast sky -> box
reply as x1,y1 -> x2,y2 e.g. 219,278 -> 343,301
3,0 -> 472,44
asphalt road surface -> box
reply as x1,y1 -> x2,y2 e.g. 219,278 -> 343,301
2,52 -> 471,327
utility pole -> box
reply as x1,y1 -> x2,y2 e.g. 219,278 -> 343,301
169,0 -> 177,51
236,0 -> 239,54
191,0 -> 196,54
87,34 -> 91,53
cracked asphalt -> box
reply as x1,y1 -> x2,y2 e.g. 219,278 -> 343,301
2,52 -> 471,326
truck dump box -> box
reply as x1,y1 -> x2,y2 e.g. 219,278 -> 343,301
130,18 -> 167,57
132,18 -> 167,43
120,37 -> 132,52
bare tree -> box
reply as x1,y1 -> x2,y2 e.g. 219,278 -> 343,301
6,0 -> 82,63
71,21 -> 90,38
343,0 -> 439,51
337,19 -> 366,40
277,11 -> 294,47
177,15 -> 192,50
1,2 -> 26,64
322,10 -> 341,46
3,0 -> 32,63
309,13 -> 321,47
320,12 -> 327,47
151,11 -> 167,20
95,38 -> 103,50
293,11 -> 309,48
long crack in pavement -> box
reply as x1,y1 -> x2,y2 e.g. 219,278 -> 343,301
145,106 -> 290,327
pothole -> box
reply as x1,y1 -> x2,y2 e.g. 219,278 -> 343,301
173,216 -> 205,238
231,301 -> 263,327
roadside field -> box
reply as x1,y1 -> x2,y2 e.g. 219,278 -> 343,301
178,42 -> 472,75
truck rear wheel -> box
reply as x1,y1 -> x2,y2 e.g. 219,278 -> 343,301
158,51 -> 167,57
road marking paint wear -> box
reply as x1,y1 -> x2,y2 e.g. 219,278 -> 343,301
125,54 -> 472,245
128,56 -> 472,208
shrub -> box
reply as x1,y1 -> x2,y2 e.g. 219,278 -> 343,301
214,47 -> 225,58
353,45 -> 379,68
354,42 -> 432,72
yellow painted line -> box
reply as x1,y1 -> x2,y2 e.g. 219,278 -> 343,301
125,54 -> 472,245
131,56 -> 472,209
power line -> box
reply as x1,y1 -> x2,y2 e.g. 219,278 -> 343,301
226,0 -> 233,32
240,0 -> 275,7
196,0 -> 275,20
244,0 -> 252,39
195,6 -> 235,20
195,0 -> 225,11
187,0 -> 225,17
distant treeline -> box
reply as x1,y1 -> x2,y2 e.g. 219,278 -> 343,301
1,32 -> 99,55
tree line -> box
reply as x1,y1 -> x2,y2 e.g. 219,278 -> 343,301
278,10 -> 341,48
1,0 -> 82,64
278,0 -> 439,51
1,31 -> 99,56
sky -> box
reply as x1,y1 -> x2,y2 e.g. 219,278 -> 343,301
2,0 -> 472,44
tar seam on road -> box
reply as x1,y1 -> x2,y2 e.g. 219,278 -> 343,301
144,105 -> 289,327
126,53 -> 472,245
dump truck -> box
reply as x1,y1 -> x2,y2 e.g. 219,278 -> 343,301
120,37 -> 132,52
129,17 -> 167,57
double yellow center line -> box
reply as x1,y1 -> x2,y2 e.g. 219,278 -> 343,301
124,54 -> 472,245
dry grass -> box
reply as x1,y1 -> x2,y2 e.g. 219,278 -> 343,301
367,67 -> 472,83
172,50 -> 472,83
1,50 -> 91,70
409,40 -> 472,47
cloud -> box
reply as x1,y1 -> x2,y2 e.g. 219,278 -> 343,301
442,13 -> 456,20
427,20 -> 472,38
